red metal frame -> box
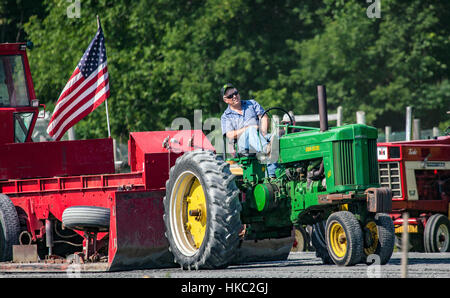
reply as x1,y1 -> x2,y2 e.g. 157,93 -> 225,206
0,138 -> 115,180
0,128 -> 215,270
0,41 -> 221,271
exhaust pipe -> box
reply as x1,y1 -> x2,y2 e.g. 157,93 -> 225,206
317,85 -> 328,132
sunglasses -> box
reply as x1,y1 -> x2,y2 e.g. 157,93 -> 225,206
226,90 -> 239,99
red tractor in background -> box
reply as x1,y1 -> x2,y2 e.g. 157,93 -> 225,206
377,136 -> 450,252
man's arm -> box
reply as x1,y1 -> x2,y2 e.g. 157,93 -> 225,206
259,114 -> 269,137
224,114 -> 268,140
225,125 -> 258,140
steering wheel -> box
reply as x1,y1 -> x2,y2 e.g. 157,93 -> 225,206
260,107 -> 295,127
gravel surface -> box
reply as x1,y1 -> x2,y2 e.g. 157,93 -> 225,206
1,252 -> 449,278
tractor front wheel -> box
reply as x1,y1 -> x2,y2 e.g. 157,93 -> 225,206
362,213 -> 395,265
164,150 -> 242,269
326,211 -> 363,266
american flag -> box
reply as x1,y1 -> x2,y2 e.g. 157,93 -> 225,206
47,25 -> 110,141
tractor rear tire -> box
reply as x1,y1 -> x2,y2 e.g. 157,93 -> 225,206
424,214 -> 450,252
326,211 -> 364,266
0,194 -> 20,261
62,206 -> 110,232
164,150 -> 242,270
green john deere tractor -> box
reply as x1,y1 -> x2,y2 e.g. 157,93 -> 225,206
163,86 -> 395,269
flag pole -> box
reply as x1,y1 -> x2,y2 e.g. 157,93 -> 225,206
97,15 -> 111,138
105,97 -> 111,138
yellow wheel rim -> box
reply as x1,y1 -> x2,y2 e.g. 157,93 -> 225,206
329,221 -> 347,259
185,179 -> 207,249
364,221 -> 379,256
170,171 -> 207,256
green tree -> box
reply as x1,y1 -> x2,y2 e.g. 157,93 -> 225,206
256,0 -> 450,131
23,0 -> 450,141
24,0 -> 323,141
0,0 -> 44,42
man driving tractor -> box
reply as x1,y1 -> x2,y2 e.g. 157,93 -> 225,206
220,83 -> 277,177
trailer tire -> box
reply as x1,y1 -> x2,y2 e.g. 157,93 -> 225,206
62,206 -> 110,232
424,214 -> 450,252
326,211 -> 364,266
0,194 -> 20,261
163,150 -> 241,269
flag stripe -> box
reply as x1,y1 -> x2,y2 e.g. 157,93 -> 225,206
57,68 -> 82,101
48,72 -> 109,137
52,84 -> 109,141
47,65 -> 108,134
51,82 -> 110,140
47,25 -> 110,141
50,62 -> 107,123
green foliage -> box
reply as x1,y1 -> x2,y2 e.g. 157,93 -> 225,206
257,1 -> 450,130
11,0 -> 450,139
0,0 -> 44,43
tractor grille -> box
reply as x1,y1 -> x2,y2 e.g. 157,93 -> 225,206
379,162 -> 402,198
333,140 -> 355,185
368,139 -> 379,184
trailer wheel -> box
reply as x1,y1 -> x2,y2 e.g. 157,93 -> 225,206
424,214 -> 450,252
326,211 -> 363,266
362,213 -> 395,265
0,194 -> 20,261
164,150 -> 241,269
310,221 -> 333,264
62,206 -> 110,232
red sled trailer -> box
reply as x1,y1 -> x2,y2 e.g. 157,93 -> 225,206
0,43 -> 215,271
377,136 -> 450,252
